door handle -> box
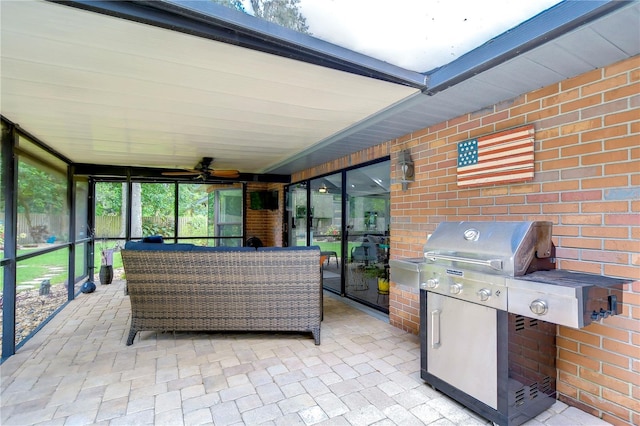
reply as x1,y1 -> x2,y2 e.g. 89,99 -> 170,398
431,309 -> 441,349
424,252 -> 503,271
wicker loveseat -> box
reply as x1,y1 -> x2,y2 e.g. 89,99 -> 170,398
121,242 -> 322,345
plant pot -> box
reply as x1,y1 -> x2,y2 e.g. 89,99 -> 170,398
99,264 -> 113,285
377,278 -> 390,294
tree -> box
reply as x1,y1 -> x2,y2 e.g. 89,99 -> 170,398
17,161 -> 67,242
211,0 -> 309,33
250,0 -> 309,33
210,0 -> 246,12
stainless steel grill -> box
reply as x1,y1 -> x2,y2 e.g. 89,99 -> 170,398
390,220 -> 629,426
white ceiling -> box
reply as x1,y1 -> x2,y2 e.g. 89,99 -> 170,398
0,0 -> 418,174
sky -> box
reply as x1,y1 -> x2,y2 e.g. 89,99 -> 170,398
296,0 -> 562,72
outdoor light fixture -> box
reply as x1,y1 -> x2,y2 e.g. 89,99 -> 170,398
318,184 -> 328,193
398,149 -> 414,191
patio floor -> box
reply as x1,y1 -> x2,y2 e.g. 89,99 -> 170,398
1,279 -> 610,425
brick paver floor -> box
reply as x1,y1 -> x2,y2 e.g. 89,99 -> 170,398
1,279 -> 610,425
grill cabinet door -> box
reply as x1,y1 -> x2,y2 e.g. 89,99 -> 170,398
427,293 -> 498,409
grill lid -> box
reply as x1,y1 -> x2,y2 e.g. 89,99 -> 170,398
424,221 -> 554,276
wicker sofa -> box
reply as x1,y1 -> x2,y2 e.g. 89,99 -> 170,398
121,242 -> 322,346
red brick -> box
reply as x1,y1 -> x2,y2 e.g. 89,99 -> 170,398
559,237 -> 602,250
511,100 -> 541,116
527,106 -> 559,121
604,264 -> 640,281
582,176 -> 629,189
605,57 -> 640,76
562,214 -> 602,225
542,183 -> 579,195
561,68 -> 602,91
557,347 -> 601,371
529,84 -> 560,101
604,239 -> 640,252
583,149 -> 629,166
580,344 -> 631,368
542,203 -> 580,214
526,193 -> 559,203
556,247 -> 579,259
554,225 -> 580,236
557,259 -> 602,274
513,204 -> 542,214
581,226 -> 628,239
582,250 -> 628,264
561,190 -> 602,202
583,74 -> 629,97
495,195 -> 525,205
541,134 -> 580,149
561,166 -> 602,180
481,110 -> 509,126
558,370 -> 600,394
601,388 -> 640,416
560,118 -> 602,135
579,368 -> 629,395
583,202 -> 628,213
582,322 -> 630,343
562,141 -> 603,157
604,82 -> 640,102
606,135 -> 640,150
605,109 -> 640,126
580,391 -> 633,424
605,214 -> 640,226
559,327 -> 601,346
542,157 -> 580,170
481,206 -> 508,215
561,94 -> 604,113
556,336 -> 579,352
605,162 -> 638,175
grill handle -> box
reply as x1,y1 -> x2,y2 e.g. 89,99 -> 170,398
431,309 -> 441,349
424,252 -> 503,271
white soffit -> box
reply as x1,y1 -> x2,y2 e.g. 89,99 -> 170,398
0,0 -> 419,173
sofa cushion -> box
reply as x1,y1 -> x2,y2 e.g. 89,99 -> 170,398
191,246 -> 255,252
142,235 -> 164,243
124,241 -> 194,251
257,245 -> 320,252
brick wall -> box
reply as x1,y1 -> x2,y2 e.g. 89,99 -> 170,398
388,56 -> 639,425
245,182 -> 285,247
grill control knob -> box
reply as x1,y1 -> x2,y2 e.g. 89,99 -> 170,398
477,288 -> 491,302
426,278 -> 439,288
530,299 -> 548,316
450,283 -> 463,294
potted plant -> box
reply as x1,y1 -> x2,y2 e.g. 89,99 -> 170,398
363,265 -> 387,282
99,239 -> 116,285
363,265 -> 390,300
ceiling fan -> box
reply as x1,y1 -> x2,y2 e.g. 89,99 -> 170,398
161,157 -> 240,179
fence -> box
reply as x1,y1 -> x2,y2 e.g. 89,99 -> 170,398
14,213 -> 68,244
5,214 -> 226,244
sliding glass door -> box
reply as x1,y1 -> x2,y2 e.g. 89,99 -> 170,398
287,183 -> 308,247
345,162 -> 390,312
287,160 -> 390,312
310,174 -> 342,294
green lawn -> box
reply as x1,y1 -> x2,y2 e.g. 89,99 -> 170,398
1,248 -> 123,292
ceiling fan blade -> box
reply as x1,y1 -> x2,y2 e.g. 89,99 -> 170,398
209,169 -> 240,178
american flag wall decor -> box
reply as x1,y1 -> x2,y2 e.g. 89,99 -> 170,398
457,125 -> 535,188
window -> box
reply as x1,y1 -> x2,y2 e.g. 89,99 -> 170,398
177,183 -> 243,246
